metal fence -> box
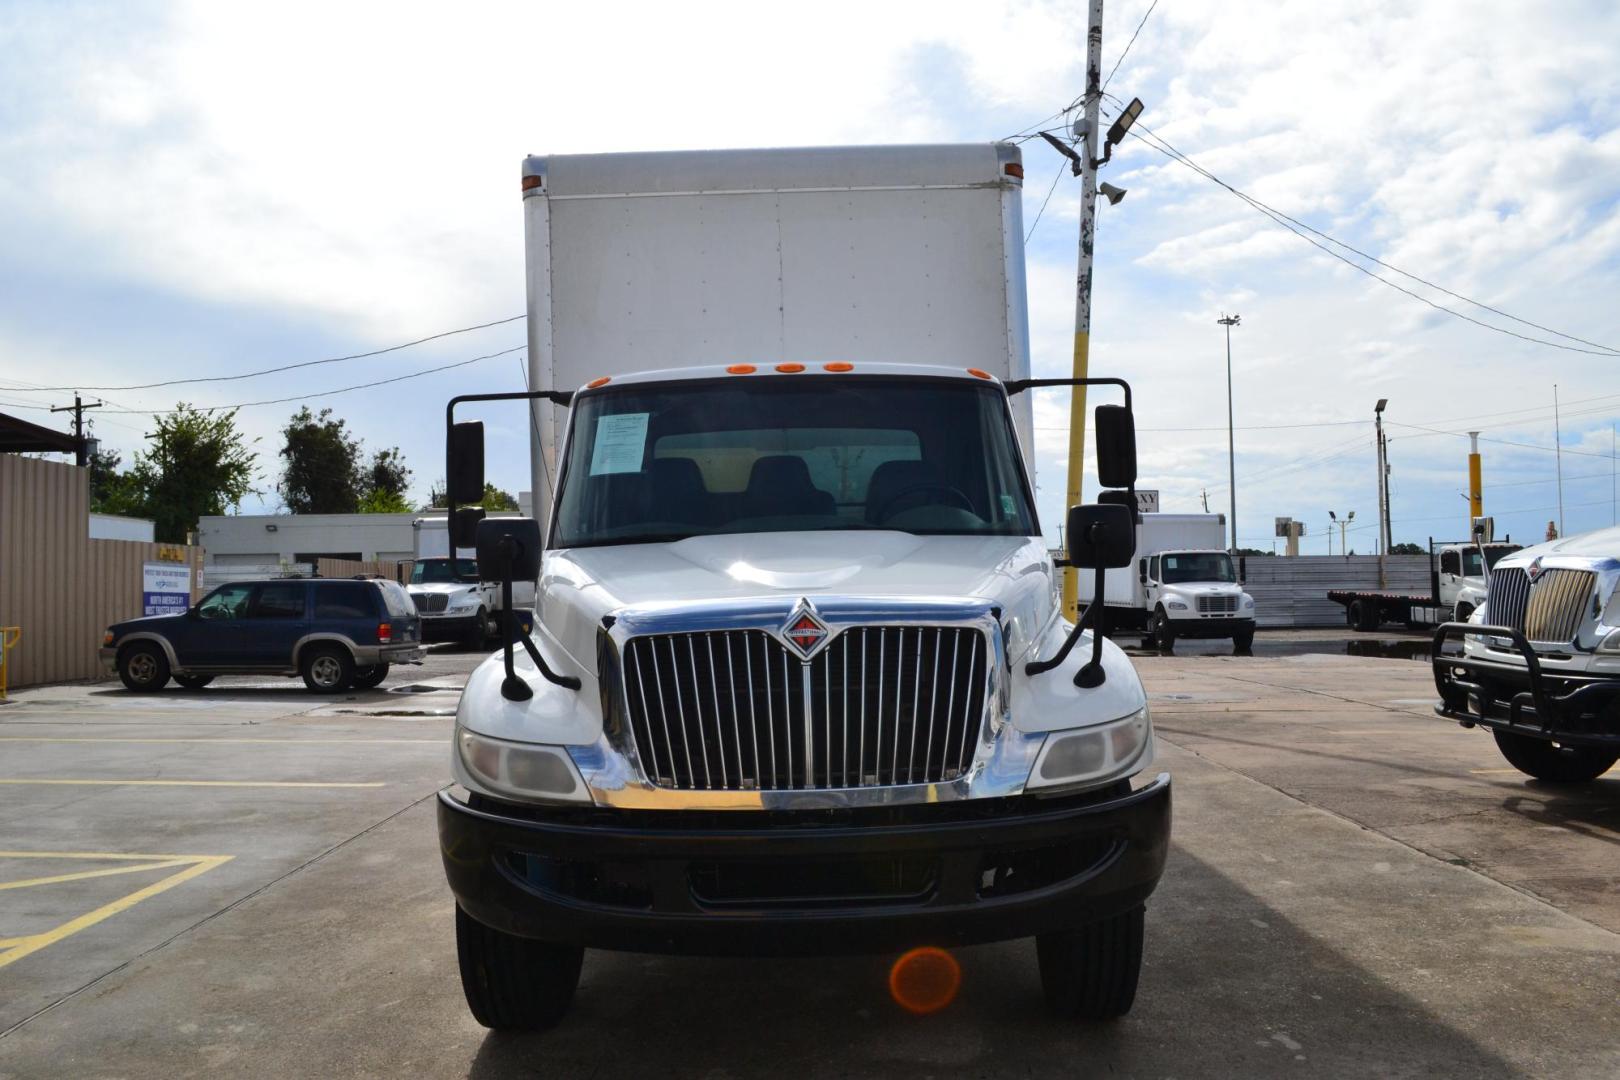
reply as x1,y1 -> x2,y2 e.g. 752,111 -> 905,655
0,455 -> 203,687
1239,555 -> 1433,628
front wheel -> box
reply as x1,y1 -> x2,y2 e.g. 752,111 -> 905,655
1152,609 -> 1175,652
456,906 -> 583,1031
1232,627 -> 1255,653
464,607 -> 493,647
118,643 -> 171,692
1455,603 -> 1474,623
1037,905 -> 1145,1020
1492,731 -> 1618,783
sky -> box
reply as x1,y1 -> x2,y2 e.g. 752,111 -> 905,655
3,0 -> 1619,552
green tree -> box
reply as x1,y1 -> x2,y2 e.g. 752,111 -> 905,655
481,482 -> 518,511
86,433 -> 144,516
1389,542 -> 1425,555
279,407 -> 362,514
129,404 -> 258,542
363,446 -> 411,503
358,486 -> 412,514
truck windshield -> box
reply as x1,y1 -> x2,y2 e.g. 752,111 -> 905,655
1465,545 -> 1520,576
1160,552 -> 1236,584
412,558 -> 479,583
552,376 -> 1037,547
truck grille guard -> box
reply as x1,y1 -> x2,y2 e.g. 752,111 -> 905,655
1431,622 -> 1620,748
573,596 -> 1053,811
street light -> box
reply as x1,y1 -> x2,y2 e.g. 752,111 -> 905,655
1218,314 -> 1241,552
1328,509 -> 1354,556
1374,399 -> 1390,557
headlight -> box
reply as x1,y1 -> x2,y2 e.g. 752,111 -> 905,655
457,730 -> 588,802
103,630 -> 115,646
1165,600 -> 1189,611
448,596 -> 481,611
1241,595 -> 1255,609
1026,706 -> 1152,793
1600,628 -> 1620,653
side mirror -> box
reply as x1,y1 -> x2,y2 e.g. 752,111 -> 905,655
447,421 -> 485,505
476,517 -> 542,583
1067,503 -> 1135,569
450,506 -> 485,551
1094,404 -> 1137,489
1097,488 -> 1142,526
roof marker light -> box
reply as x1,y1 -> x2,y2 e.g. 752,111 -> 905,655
775,363 -> 805,373
823,362 -> 854,372
967,368 -> 993,380
726,364 -> 757,375
1003,162 -> 1024,179
586,376 -> 611,388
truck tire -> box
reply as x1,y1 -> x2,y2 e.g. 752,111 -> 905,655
351,664 -> 389,690
1036,905 -> 1145,1020
464,607 -> 492,647
1152,609 -> 1175,652
1454,603 -> 1474,623
118,642 -> 171,692
1232,627 -> 1255,653
300,646 -> 355,693
1350,600 -> 1379,633
456,906 -> 583,1031
173,674 -> 214,690
1492,731 -> 1618,784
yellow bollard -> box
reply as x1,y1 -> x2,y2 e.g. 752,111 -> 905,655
0,627 -> 19,701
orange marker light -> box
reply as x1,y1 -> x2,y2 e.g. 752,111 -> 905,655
888,946 -> 961,1015
775,363 -> 805,373
967,368 -> 992,380
726,364 -> 757,375
823,362 -> 854,372
586,376 -> 611,389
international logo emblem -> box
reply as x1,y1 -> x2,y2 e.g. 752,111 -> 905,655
1525,557 -> 1543,583
781,599 -> 830,659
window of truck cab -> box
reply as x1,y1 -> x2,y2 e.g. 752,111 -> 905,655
551,376 -> 1038,547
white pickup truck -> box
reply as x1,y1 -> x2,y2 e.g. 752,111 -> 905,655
434,143 -> 1170,1032
1434,526 -> 1620,783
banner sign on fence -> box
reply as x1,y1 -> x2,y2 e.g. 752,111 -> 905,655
143,562 -> 192,617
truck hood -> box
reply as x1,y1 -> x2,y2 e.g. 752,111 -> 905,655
538,531 -> 1055,674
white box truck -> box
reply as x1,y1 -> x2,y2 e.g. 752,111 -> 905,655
436,144 -> 1169,1031
1079,513 -> 1255,651
407,516 -> 534,645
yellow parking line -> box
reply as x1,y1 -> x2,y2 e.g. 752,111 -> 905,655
0,779 -> 385,788
0,737 -> 439,745
0,850 -> 211,860
0,860 -> 193,892
0,855 -> 231,970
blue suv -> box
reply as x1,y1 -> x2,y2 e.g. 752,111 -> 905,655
101,577 -> 425,693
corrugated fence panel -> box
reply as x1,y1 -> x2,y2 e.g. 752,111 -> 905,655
0,456 -> 201,688
1239,555 -> 1433,628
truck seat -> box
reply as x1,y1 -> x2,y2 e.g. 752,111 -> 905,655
745,455 -> 835,517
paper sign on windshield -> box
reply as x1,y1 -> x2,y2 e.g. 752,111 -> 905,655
590,413 -> 650,475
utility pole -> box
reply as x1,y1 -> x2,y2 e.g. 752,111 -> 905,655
1466,431 -> 1482,533
1553,384 -> 1565,537
50,393 -> 102,467
1200,488 -> 1209,513
1218,314 -> 1240,552
1057,0 -> 1105,621
1374,399 -> 1390,556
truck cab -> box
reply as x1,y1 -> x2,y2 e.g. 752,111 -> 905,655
1434,527 -> 1620,783
1139,548 -> 1255,651
406,556 -> 499,645
1437,541 -> 1521,621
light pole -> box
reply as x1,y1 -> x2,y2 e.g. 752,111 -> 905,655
1374,399 -> 1390,557
1218,314 -> 1241,552
1328,509 -> 1354,555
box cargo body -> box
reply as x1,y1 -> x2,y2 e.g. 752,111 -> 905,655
521,144 -> 1033,529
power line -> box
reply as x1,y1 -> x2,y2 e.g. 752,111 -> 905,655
1114,112 -> 1620,358
1025,147 -> 1071,242
5,314 -> 526,393
1387,421 -> 1617,460
101,345 -> 525,416
1102,0 -> 1159,93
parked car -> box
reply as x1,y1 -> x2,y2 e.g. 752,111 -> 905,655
101,577 -> 425,693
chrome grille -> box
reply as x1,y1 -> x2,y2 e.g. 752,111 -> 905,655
1487,567 -> 1594,642
620,627 -> 988,791
412,593 -> 449,613
1197,595 -> 1238,615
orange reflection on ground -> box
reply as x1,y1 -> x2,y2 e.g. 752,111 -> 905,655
888,946 -> 962,1015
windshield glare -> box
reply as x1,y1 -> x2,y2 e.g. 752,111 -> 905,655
552,377 -> 1038,547
412,558 -> 479,583
1160,552 -> 1236,584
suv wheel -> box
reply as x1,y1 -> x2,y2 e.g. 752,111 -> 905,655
352,663 -> 390,690
174,674 -> 214,690
456,906 -> 583,1030
118,643 -> 171,692
300,646 -> 355,693
1492,731 -> 1618,783
1037,905 -> 1146,1020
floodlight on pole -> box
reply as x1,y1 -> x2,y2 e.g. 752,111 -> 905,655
1098,182 -> 1127,205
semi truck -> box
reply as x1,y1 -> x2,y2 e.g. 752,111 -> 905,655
1329,536 -> 1521,632
408,516 -> 535,644
1078,512 -> 1255,651
435,143 -> 1170,1031
1434,526 -> 1620,783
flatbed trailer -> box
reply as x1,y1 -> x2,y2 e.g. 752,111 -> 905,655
1329,589 -> 1449,632
1328,535 -> 1521,632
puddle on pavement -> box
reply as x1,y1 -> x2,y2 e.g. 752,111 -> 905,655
388,684 -> 464,695
1344,640 -> 1438,661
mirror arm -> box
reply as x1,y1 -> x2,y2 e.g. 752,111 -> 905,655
446,388 -> 575,524
1003,376 -> 1132,413
494,541 -> 581,701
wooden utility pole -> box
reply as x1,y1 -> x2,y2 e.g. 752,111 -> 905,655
50,394 -> 102,467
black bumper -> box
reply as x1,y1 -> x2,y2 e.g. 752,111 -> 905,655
1169,617 -> 1254,640
419,614 -> 482,640
1431,622 -> 1620,749
439,774 -> 1172,956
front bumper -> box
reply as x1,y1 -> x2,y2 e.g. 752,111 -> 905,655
1166,616 -> 1254,639
1431,622 -> 1620,748
439,773 -> 1171,956
418,613 -> 483,639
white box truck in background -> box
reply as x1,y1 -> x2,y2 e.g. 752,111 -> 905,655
1079,513 -> 1256,651
437,143 -> 1170,1032
408,516 -> 534,644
